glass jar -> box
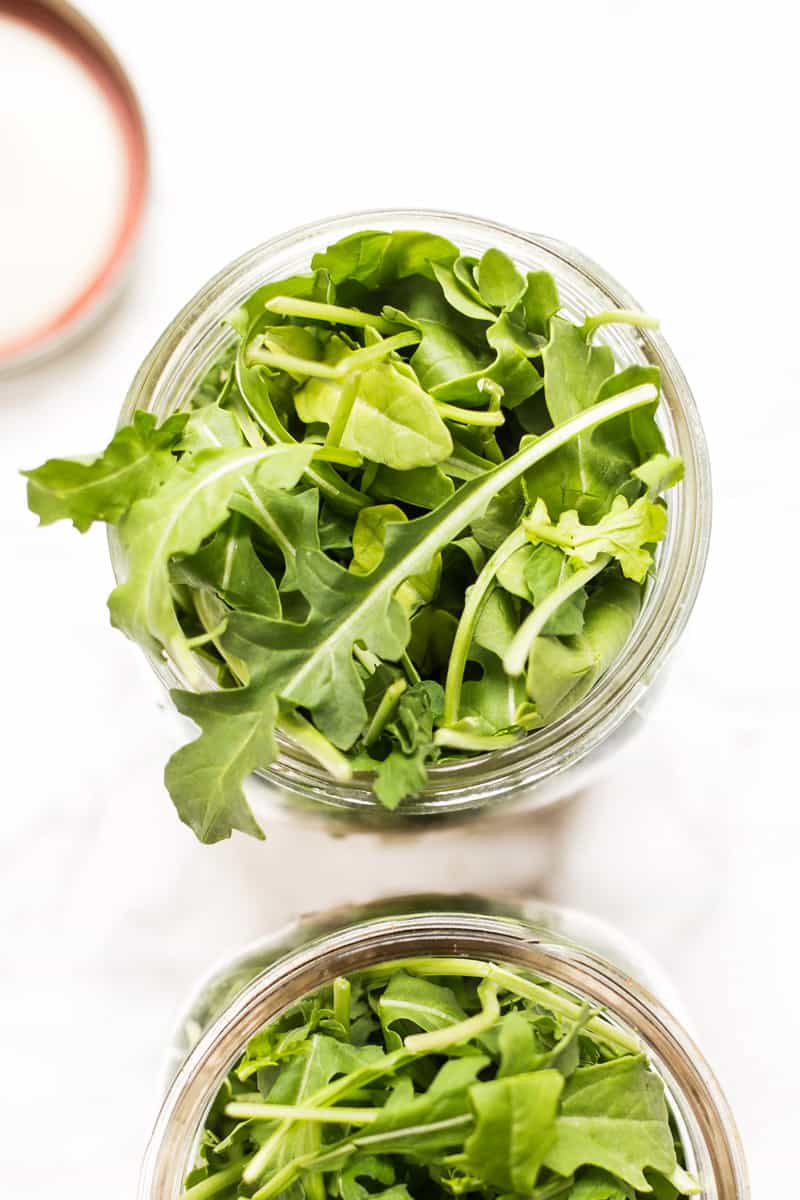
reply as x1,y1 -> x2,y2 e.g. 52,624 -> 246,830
110,209 -> 710,828
139,896 -> 747,1200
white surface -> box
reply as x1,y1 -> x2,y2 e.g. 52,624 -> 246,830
1,2 -> 797,1195
0,15 -> 127,345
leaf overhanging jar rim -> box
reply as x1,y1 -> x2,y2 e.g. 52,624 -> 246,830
109,208 -> 711,811
137,908 -> 746,1200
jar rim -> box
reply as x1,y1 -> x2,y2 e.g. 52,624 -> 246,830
110,208 -> 711,815
138,904 -> 747,1200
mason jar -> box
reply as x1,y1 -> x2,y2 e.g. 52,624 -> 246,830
110,209 -> 711,829
139,896 -> 747,1200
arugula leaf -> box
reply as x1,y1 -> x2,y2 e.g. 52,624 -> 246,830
475,247 -> 526,309
311,230 -> 458,288
109,444 -> 314,688
23,410 -> 187,531
371,682 -> 443,810
544,1056 -> 679,1191
517,270 -> 561,336
524,495 -> 668,584
165,684 -> 277,842
524,580 -> 642,725
173,516 -> 280,617
466,1071 -> 564,1192
231,485 -> 321,592
331,363 -> 453,470
369,464 -> 455,509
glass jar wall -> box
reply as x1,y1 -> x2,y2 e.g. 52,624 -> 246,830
139,896 -> 747,1200
110,210 -> 710,827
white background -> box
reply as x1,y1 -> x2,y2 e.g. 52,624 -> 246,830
1,2 -> 798,1196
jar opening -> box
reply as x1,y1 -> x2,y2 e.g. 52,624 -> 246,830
111,209 -> 711,817
140,910 -> 745,1200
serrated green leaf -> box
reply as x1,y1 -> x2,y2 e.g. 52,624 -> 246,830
524,495 -> 667,584
544,1057 -> 678,1191
22,410 -> 187,531
109,444 -> 313,688
466,1071 -> 563,1192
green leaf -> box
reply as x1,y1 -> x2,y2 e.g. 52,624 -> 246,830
496,1012 -> 542,1078
516,270 -> 561,336
370,464 -> 455,510
378,972 -> 467,1045
466,1071 -> 564,1192
461,645 -> 527,734
544,1056 -> 679,1192
311,229 -> 458,288
351,505 -> 440,617
524,318 -> 618,520
383,280 -> 487,396
180,403 -> 245,453
109,444 -> 314,688
524,544 -> 587,636
339,364 -> 453,469
371,681 -> 443,810
568,1167 -> 634,1198
165,683 -> 277,842
298,340 -> 453,470
526,580 -> 642,722
475,247 -> 526,310
431,262 -> 496,321
524,495 -> 667,584
632,453 -> 684,497
173,516 -> 280,618
234,309 -> 369,515
431,312 -> 542,407
231,485 -> 321,592
23,410 -> 187,531
408,607 -> 458,676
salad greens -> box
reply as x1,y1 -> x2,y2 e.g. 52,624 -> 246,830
23,228 -> 682,841
184,957 -> 696,1200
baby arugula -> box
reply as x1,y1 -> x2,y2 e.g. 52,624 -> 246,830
23,229 -> 682,841
184,957 -> 697,1200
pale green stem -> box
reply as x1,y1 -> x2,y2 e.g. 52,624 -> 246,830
311,445 -> 363,468
435,401 -> 505,428
194,588 -> 247,683
326,371 -> 361,446
251,331 -> 419,386
264,296 -> 397,333
251,1115 -> 473,1200
442,525 -> 529,726
330,330 -> 420,377
363,677 -> 407,746
333,976 -> 351,1036
224,1102 -> 377,1124
404,980 -> 500,1053
181,1161 -> 245,1200
503,555 -> 609,677
584,309 -> 660,339
361,958 -> 640,1055
400,652 -> 421,685
278,711 -> 352,782
247,346 -> 341,379
185,618 -> 227,648
434,727 -> 521,752
231,396 -> 268,448
443,456 -> 488,481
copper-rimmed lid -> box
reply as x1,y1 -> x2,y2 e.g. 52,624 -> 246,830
0,0 -> 148,371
